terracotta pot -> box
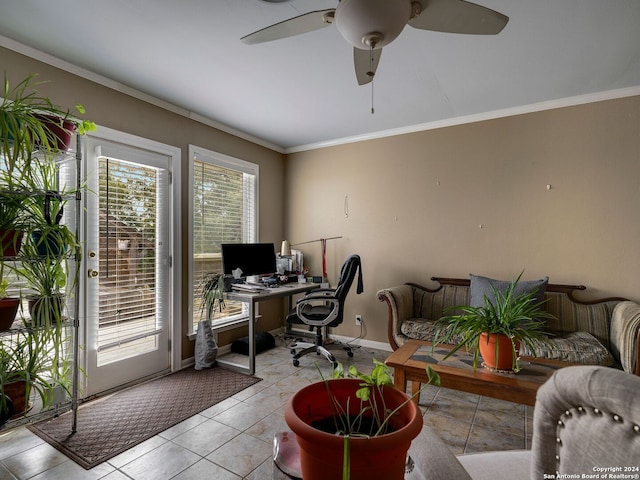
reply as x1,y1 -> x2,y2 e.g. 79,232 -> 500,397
0,297 -> 20,331
34,114 -> 76,151
285,378 -> 422,480
4,381 -> 27,419
478,332 -> 520,371
0,229 -> 23,257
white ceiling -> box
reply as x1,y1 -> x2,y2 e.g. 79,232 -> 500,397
0,0 -> 639,152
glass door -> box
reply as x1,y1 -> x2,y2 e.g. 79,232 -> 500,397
83,134 -> 173,396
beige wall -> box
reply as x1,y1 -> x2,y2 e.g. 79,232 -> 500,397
1,46 -> 285,359
4,45 -> 639,351
285,96 -> 640,345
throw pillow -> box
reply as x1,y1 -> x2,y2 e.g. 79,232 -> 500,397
469,274 -> 549,308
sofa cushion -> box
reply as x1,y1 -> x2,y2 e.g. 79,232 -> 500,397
520,331 -> 614,366
401,318 -> 466,345
470,274 -> 548,308
401,318 -> 440,342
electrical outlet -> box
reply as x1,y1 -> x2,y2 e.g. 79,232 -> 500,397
355,314 -> 362,326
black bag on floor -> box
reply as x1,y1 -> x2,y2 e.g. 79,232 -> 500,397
231,332 -> 275,355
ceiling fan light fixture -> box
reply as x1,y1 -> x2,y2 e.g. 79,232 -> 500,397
334,0 -> 412,49
362,32 -> 384,49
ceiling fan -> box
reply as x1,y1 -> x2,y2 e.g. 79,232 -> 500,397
242,0 -> 509,85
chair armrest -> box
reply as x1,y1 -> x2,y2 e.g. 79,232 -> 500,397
377,285 -> 415,350
297,290 -> 336,302
296,298 -> 340,326
405,426 -> 472,480
610,301 -> 640,374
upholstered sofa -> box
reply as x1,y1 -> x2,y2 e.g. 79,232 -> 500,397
377,276 -> 640,375
405,365 -> 640,479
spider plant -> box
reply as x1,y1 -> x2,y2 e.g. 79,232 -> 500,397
433,272 -> 555,371
199,272 -> 226,322
16,249 -> 68,328
1,74 -> 95,170
0,326 -> 74,422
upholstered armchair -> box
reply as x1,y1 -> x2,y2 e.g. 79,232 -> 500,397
406,365 -> 640,479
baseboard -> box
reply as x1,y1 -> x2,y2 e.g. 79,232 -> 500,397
182,328 -> 392,369
327,334 -> 392,353
182,327 -> 282,368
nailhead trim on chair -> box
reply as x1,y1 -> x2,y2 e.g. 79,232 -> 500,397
556,406 -> 639,472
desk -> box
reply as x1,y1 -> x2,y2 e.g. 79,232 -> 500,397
220,282 -> 320,375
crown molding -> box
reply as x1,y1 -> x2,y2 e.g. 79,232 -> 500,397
285,86 -> 640,153
3,33 -> 638,156
0,34 -> 284,154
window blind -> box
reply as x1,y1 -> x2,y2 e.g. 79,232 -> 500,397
191,148 -> 258,330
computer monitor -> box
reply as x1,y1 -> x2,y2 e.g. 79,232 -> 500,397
221,243 -> 277,278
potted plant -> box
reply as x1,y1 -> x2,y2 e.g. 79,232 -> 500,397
200,272 -> 226,321
16,248 -> 69,328
27,192 -> 76,257
24,157 -> 79,258
284,359 -> 440,480
0,189 -> 28,258
194,273 -> 226,370
433,273 -> 555,372
0,326 -> 73,426
0,269 -> 20,331
1,73 -> 96,162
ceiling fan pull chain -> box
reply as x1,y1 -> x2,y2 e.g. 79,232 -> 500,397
370,46 -> 375,114
371,81 -> 374,115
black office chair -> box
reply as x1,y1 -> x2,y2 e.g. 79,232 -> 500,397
286,254 -> 364,367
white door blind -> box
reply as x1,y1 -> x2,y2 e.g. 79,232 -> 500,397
96,157 -> 168,364
192,154 -> 257,329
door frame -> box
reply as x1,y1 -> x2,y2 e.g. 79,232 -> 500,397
80,126 -> 182,396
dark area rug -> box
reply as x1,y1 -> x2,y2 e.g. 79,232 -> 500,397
27,367 -> 261,469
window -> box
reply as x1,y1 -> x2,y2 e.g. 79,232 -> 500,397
189,146 -> 258,332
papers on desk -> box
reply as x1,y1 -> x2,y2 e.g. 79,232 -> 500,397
231,283 -> 267,292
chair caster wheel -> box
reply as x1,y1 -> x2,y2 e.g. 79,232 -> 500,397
347,351 -> 354,358
290,349 -> 296,355
293,359 -> 300,367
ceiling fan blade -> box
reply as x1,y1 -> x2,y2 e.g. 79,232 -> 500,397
409,0 -> 508,35
241,9 -> 335,45
354,47 -> 382,86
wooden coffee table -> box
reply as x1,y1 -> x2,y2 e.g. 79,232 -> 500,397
385,339 -> 576,406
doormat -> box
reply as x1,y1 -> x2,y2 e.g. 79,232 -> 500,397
27,367 -> 261,469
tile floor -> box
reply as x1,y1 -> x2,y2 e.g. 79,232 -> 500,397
0,340 -> 533,479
